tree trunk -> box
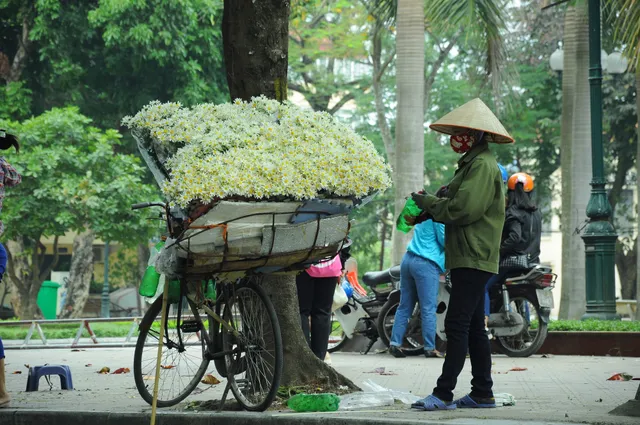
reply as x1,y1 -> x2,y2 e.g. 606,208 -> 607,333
4,17 -> 31,85
59,230 -> 95,319
221,0 -> 356,391
262,275 -> 356,388
635,67 -> 640,320
222,0 -> 289,102
616,241 -> 637,300
559,4 -> 590,320
391,0 -> 425,265
5,238 -> 42,319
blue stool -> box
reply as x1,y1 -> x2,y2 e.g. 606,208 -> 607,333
26,365 -> 74,392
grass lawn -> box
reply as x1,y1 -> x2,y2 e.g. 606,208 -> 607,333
0,319 -> 638,341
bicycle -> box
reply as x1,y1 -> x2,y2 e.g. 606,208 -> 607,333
131,202 -> 283,411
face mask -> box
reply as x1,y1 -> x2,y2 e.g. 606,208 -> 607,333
450,133 -> 475,154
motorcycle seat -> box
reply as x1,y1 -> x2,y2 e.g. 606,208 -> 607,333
362,265 -> 401,287
504,264 -> 542,279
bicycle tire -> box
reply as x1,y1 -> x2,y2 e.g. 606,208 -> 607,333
222,278 -> 283,412
133,294 -> 210,407
377,299 -> 424,356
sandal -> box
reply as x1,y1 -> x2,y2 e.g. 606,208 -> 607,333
453,394 -> 496,408
411,394 -> 456,411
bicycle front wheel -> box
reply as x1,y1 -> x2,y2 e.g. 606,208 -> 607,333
222,278 -> 283,411
133,292 -> 211,407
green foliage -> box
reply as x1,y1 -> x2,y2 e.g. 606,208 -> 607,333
0,107 -> 158,244
2,0 -> 228,132
0,82 -> 32,121
544,319 -> 640,332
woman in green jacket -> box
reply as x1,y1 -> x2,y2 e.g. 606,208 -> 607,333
410,98 -> 513,411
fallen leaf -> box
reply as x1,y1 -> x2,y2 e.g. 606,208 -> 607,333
24,364 -> 30,369
607,373 -> 633,381
509,367 -> 528,372
143,376 -> 155,381
71,349 -> 85,352
98,367 -> 110,374
85,364 -> 92,367
541,354 -> 553,358
201,374 -> 220,385
160,365 -> 176,370
111,368 -> 131,375
12,371 -> 22,374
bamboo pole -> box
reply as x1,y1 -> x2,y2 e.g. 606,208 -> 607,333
150,280 -> 170,425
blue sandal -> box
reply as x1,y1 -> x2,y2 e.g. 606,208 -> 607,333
411,394 -> 456,411
453,394 -> 496,408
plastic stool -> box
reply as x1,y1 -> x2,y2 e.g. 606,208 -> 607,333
26,365 -> 74,392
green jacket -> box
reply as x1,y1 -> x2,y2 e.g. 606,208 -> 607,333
420,143 -> 505,274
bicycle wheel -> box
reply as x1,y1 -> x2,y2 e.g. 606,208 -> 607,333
222,278 -> 283,411
377,300 -> 424,355
133,292 -> 211,407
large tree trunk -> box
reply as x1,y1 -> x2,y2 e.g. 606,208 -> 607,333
391,0 -> 425,265
559,4 -> 590,320
222,0 -> 289,102
262,275 -> 356,388
221,0 -> 356,390
635,68 -> 640,320
5,237 -> 45,319
59,231 -> 95,319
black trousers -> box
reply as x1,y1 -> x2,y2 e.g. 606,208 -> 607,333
433,268 -> 494,401
296,272 -> 337,361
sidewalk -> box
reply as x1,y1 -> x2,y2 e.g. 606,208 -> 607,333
0,348 -> 638,424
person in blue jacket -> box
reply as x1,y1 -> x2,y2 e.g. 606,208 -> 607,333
389,218 -> 445,358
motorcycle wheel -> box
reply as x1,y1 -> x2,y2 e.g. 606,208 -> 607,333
327,314 -> 348,353
376,299 -> 424,356
494,293 -> 548,358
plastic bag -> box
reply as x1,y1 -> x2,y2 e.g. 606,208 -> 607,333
361,379 -> 420,405
395,197 -> 424,233
331,284 -> 349,312
155,238 -> 180,279
339,392 -> 394,411
494,393 -> 516,406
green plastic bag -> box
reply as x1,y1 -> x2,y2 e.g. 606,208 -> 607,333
395,197 -> 423,233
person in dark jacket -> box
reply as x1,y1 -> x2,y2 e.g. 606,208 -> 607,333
484,172 -> 542,323
410,98 -> 512,411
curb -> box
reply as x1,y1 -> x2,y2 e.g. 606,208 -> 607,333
0,410 -> 463,425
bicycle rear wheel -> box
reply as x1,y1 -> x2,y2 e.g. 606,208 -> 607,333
222,277 -> 283,411
133,291 -> 211,407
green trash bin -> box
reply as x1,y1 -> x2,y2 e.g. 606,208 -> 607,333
37,281 -> 61,319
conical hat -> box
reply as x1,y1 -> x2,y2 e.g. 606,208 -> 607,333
429,98 -> 514,144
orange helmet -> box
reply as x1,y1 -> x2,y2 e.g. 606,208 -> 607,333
508,172 -> 534,192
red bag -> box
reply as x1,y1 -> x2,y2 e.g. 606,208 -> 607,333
306,255 -> 342,278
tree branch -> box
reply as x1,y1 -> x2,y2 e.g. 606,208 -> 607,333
424,32 -> 460,113
328,93 -> 356,115
7,16 -> 32,84
376,48 -> 396,82
39,235 -> 60,282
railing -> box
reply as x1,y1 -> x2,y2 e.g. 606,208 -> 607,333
0,316 -> 166,350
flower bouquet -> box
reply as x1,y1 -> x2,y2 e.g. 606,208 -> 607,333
123,96 -> 391,278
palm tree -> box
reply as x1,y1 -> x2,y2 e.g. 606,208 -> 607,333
373,0 -> 510,264
391,0 -> 425,265
558,1 -> 591,320
609,0 -> 640,319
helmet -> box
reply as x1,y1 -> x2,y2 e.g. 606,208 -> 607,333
498,164 -> 508,183
508,172 -> 534,192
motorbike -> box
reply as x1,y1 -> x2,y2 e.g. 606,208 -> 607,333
329,265 -> 402,355
377,264 -> 557,358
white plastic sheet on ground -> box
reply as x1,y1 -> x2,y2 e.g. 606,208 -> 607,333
339,379 -> 421,410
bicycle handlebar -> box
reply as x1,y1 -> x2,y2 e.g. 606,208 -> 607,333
131,202 -> 166,210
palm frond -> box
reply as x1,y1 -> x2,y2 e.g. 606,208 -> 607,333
368,0 -> 397,24
426,0 -> 512,107
610,0 -> 640,69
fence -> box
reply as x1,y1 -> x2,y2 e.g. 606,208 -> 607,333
0,316 -> 150,350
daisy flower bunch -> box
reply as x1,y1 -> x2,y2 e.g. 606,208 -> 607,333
123,96 -> 391,207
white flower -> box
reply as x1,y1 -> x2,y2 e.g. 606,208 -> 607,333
124,96 -> 392,207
